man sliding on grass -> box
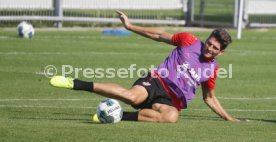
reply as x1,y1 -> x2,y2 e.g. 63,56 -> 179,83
50,11 -> 241,123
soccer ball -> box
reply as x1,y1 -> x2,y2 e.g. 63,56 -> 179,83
17,21 -> 35,39
96,98 -> 123,124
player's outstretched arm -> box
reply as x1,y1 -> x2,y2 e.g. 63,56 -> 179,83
116,10 -> 173,45
201,87 -> 241,122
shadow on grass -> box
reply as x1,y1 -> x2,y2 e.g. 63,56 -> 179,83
247,118 -> 276,123
181,114 -> 222,121
9,112 -> 102,124
9,116 -> 89,121
9,116 -> 105,125
82,121 -> 103,125
181,114 -> 276,123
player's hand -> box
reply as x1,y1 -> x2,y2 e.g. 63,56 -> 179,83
226,117 -> 240,122
228,117 -> 250,122
116,10 -> 131,29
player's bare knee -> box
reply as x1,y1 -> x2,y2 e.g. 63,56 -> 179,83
152,103 -> 164,111
162,111 -> 179,123
160,107 -> 179,123
166,112 -> 179,123
152,104 -> 179,123
121,90 -> 140,105
128,95 -> 141,105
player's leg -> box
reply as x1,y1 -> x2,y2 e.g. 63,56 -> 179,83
50,76 -> 179,123
138,103 -> 179,123
93,84 -> 179,123
50,76 -> 148,106
93,83 -> 148,106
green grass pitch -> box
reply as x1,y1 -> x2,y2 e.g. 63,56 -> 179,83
0,28 -> 276,142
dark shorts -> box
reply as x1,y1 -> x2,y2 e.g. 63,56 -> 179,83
131,73 -> 174,109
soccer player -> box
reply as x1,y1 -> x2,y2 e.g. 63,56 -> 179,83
50,11 -> 241,123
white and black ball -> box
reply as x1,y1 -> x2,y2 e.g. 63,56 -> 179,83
17,21 -> 35,39
96,98 -> 123,124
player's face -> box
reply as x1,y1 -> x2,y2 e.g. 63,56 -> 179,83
203,37 -> 224,59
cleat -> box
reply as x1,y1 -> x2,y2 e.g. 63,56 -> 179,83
50,76 -> 74,89
92,114 -> 101,123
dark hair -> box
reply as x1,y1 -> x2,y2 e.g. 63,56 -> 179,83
209,28 -> 232,50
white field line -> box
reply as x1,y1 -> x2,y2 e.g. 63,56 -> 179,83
1,97 -> 275,102
1,35 -> 276,40
0,35 -> 127,40
0,105 -> 275,112
218,97 -> 276,100
0,98 -> 99,101
0,70 -> 45,76
190,109 -> 276,112
35,71 -> 47,76
199,36 -> 276,40
0,105 -> 96,109
227,49 -> 276,56
0,98 -> 275,112
0,51 -> 167,56
1,50 -> 276,56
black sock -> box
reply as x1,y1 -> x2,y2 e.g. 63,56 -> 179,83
122,111 -> 138,121
73,79 -> 94,92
